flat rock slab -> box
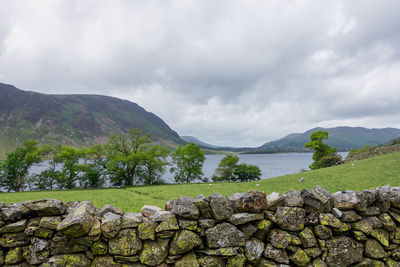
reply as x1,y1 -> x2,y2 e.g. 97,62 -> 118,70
205,223 -> 245,248
56,201 -> 95,237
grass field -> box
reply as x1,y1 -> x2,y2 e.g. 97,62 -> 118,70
1,151 -> 400,212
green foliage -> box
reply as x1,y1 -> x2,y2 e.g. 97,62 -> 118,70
212,154 -> 239,182
347,145 -> 375,158
106,128 -> 151,186
212,154 -> 261,182
0,140 -> 50,192
234,163 -> 262,182
170,143 -> 205,183
53,145 -> 86,189
138,145 -> 169,185
304,130 -> 342,170
30,160 -> 60,191
80,144 -> 108,188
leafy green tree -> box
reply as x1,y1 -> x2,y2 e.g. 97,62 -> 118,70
170,143 -> 205,183
80,144 -> 108,188
106,128 -> 151,186
212,154 -> 239,182
138,145 -> 169,185
31,160 -> 60,191
0,140 -> 50,192
53,145 -> 85,189
234,163 -> 261,182
305,130 -> 342,169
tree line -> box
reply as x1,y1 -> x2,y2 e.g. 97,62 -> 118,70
0,128 -> 262,192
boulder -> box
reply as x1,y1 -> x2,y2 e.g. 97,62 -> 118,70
325,236 -> 363,266
228,191 -> 267,213
166,197 -> 200,219
228,213 -> 263,225
379,213 -> 396,232
178,219 -> 199,231
209,193 -> 233,221
301,185 -> 332,213
198,219 -> 215,229
244,238 -> 264,263
56,200 -> 95,237
205,223 -> 245,248
263,244 -> 289,264
101,212 -> 122,239
109,228 -> 142,256
370,229 -> 389,247
355,189 -> 376,211
22,199 -> 65,216
239,223 -> 257,240
275,206 -> 305,231
151,211 -> 175,222
169,230 -> 202,255
375,185 -> 391,212
139,239 -> 168,266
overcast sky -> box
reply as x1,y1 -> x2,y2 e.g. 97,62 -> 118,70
1,1 -> 400,147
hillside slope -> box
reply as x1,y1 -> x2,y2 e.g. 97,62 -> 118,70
0,82 -> 183,157
258,126 -> 400,152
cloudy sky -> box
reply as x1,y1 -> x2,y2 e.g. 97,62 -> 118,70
1,0 -> 400,147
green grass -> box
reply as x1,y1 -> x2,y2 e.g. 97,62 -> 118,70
2,151 -> 400,212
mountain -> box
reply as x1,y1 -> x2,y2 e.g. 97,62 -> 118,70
257,126 -> 400,152
180,136 -> 227,149
0,82 -> 183,157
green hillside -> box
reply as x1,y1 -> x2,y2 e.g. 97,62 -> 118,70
0,82 -> 184,157
2,150 -> 399,212
258,126 -> 400,152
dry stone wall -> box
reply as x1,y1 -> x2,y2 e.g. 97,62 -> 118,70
1,185 -> 400,266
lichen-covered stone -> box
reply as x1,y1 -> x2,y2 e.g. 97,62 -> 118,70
39,216 -> 62,230
325,236 -> 363,266
88,218 -> 101,237
155,216 -> 179,232
99,204 -> 123,216
41,253 -> 91,267
109,228 -> 142,256
228,213 -> 263,225
194,194 -> 213,219
101,212 -> 122,239
34,227 -> 54,239
174,251 -> 199,267
138,220 -> 157,240
91,256 -> 119,266
290,248 -> 311,266
205,223 -> 245,248
50,233 -> 88,255
258,258 -> 281,266
0,233 -> 29,247
389,187 -> 400,208
267,229 -> 290,249
23,237 -> 50,265
313,258 -> 327,267
178,219 -> 199,231
239,223 -> 257,240
209,193 -> 233,221
352,230 -> 367,242
91,240 -> 108,256
198,255 -> 225,267
228,191 -> 267,213
263,244 -> 289,264
332,190 -> 361,210
304,247 -> 322,258
57,200 -> 95,237
0,219 -> 26,233
301,185 -> 332,213
266,192 -> 285,211
226,254 -> 246,267
364,239 -> 387,259
139,239 -> 168,266
198,219 -> 215,229
299,227 -> 317,248
352,219 -> 374,234
340,211 -> 362,222
5,247 -> 23,265
141,205 -> 161,220
380,213 -> 396,232
244,238 -> 264,263
370,228 -> 389,247
359,206 -> 380,216
166,196 -> 200,219
284,189 -> 304,207
275,206 -> 305,231
122,212 -> 143,228
354,258 -> 385,267
319,213 -> 343,228
314,225 -> 332,240
0,204 -> 30,222
169,230 -> 202,255
197,247 -> 239,256
22,199 -> 66,216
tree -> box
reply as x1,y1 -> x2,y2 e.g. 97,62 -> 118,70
31,160 -> 60,191
106,128 -> 151,186
138,145 -> 169,185
170,143 -> 205,183
80,144 -> 108,188
0,140 -> 50,192
234,163 -> 261,182
212,154 -> 239,182
304,130 -> 342,170
53,145 -> 85,189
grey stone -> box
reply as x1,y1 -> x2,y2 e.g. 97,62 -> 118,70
364,239 -> 387,259
151,211 -> 174,222
101,212 -> 122,239
56,200 -> 95,237
22,199 -> 66,216
109,228 -> 142,256
0,220 -> 26,233
244,238 -> 264,263
198,219 -> 215,229
332,190 -> 361,210
139,239 -> 168,266
340,211 -> 362,222
169,230 -> 202,255
263,244 -> 289,264
140,205 -> 161,220
325,236 -> 363,266
301,185 -> 332,213
266,192 -> 285,211
99,204 -> 123,216
228,191 -> 267,213
122,212 -> 143,228
0,204 -> 30,222
299,227 -> 317,248
284,189 -> 304,207
205,222 -> 245,248
239,223 -> 257,240
228,213 -> 263,225
389,187 -> 400,208
267,229 -> 290,249
39,216 -> 62,230
23,237 -> 50,265
275,206 -> 305,231
194,194 -> 213,219
166,196 -> 200,219
209,193 -> 233,221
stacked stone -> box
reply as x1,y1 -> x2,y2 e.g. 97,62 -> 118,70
0,186 -> 399,266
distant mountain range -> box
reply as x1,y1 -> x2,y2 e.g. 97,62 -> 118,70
185,127 -> 400,153
0,82 -> 183,157
180,136 -> 231,149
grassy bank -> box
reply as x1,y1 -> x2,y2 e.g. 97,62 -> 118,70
1,151 -> 400,212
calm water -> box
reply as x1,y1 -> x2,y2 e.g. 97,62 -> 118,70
30,152 -> 348,185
